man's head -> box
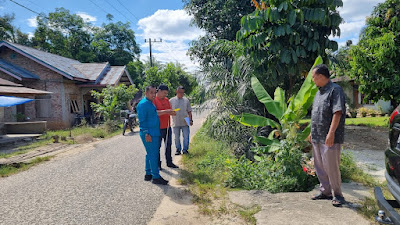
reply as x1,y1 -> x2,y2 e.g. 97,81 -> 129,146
312,64 -> 330,87
157,84 -> 169,99
145,85 -> 157,101
176,86 -> 185,99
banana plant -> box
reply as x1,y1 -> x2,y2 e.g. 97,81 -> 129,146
231,56 -> 322,153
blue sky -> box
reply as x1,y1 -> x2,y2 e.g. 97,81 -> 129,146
0,0 -> 386,71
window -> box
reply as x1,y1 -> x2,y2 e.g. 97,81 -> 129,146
70,99 -> 80,113
35,95 -> 52,118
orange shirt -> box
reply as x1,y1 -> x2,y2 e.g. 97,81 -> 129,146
153,96 -> 171,129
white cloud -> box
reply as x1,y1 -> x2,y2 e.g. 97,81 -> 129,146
27,32 -> 34,39
137,9 -> 204,72
76,12 -> 97,22
27,16 -> 37,28
138,9 -> 204,41
334,0 -> 385,45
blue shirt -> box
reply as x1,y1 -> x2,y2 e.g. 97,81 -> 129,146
137,97 -> 160,137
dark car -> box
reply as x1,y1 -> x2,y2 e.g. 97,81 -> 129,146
375,106 -> 400,224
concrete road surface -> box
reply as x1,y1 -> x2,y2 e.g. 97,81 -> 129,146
0,110 -> 208,225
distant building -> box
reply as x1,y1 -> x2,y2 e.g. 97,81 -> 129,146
0,41 -> 133,129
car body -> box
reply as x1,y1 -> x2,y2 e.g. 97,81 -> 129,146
375,105 -> 400,224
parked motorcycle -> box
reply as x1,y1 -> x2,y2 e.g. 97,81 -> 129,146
122,110 -> 137,135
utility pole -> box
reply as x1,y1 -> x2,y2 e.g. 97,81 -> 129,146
144,38 -> 162,67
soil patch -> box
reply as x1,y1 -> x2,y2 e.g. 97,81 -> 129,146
343,125 -> 388,151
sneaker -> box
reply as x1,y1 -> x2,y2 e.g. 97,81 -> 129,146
144,175 -> 152,181
167,163 -> 179,168
152,177 -> 169,185
175,151 -> 181,155
182,151 -> 189,155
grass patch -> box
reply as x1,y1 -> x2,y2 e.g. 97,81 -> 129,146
0,156 -> 52,177
301,116 -> 389,128
238,205 -> 261,225
340,151 -> 379,187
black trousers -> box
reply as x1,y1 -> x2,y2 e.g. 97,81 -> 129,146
158,127 -> 172,165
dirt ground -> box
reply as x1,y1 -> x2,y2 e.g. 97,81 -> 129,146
343,125 -> 388,151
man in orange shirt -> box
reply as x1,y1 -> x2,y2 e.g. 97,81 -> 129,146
153,84 -> 179,169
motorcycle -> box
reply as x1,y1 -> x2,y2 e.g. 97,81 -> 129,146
122,110 -> 137,135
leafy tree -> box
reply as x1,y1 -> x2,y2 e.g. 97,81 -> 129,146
0,13 -> 32,45
32,8 -> 94,61
90,84 -> 137,121
349,0 -> 400,106
236,0 -> 342,93
92,14 -> 140,66
126,60 -> 145,87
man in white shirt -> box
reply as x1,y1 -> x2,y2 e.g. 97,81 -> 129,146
169,86 -> 193,155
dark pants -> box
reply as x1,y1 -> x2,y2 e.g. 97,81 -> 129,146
159,127 -> 173,165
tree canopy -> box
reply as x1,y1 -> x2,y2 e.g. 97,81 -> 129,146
349,0 -> 400,105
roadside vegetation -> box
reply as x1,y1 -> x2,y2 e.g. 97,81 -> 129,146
0,156 -> 52,177
301,116 -> 389,128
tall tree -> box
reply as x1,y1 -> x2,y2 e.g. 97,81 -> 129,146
92,14 -> 141,66
349,0 -> 400,106
0,13 -> 32,45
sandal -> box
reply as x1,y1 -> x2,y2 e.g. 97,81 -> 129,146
332,196 -> 345,207
311,192 -> 333,200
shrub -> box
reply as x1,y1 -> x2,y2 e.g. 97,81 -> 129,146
369,109 -> 377,117
358,107 -> 369,117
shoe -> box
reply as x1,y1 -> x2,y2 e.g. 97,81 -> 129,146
167,163 -> 179,168
332,196 -> 345,207
159,161 -> 163,171
152,177 -> 169,185
175,151 -> 181,155
311,192 -> 333,200
182,151 -> 189,155
144,175 -> 152,181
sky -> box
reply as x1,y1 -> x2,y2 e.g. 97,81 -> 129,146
0,0 -> 386,72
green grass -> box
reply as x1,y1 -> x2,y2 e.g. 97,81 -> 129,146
0,156 -> 52,177
301,116 -> 389,128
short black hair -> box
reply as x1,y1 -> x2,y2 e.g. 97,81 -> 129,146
158,84 -> 169,91
313,64 -> 330,78
176,86 -> 185,91
145,85 -> 156,92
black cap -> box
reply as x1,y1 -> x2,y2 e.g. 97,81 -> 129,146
158,84 -> 169,91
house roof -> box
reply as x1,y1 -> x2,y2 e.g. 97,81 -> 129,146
0,78 -> 51,95
0,41 -> 133,86
0,58 -> 40,80
0,41 -> 87,81
72,63 -> 109,81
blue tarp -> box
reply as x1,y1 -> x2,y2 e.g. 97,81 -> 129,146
0,96 -> 34,107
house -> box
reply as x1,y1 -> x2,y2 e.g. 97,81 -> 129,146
332,76 -> 392,113
0,41 -> 134,129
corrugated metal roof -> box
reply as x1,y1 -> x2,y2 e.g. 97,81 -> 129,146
0,78 -> 22,86
0,86 -> 52,95
0,59 -> 40,79
0,41 -> 87,80
100,66 -> 125,85
72,63 -> 109,81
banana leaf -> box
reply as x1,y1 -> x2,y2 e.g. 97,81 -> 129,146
230,113 -> 281,129
251,76 -> 284,119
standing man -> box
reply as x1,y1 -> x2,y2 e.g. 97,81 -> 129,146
153,84 -> 179,169
137,85 -> 168,185
170,86 -> 193,155
309,64 -> 346,207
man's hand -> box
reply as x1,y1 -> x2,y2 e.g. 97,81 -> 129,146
325,132 -> 335,147
307,134 -> 312,143
190,120 -> 193,126
169,109 -> 176,116
145,134 -> 152,142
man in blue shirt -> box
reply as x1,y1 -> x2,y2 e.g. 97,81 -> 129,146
137,85 -> 168,185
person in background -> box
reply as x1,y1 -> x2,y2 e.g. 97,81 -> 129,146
136,85 -> 168,185
170,86 -> 193,155
153,84 -> 179,169
308,64 -> 346,207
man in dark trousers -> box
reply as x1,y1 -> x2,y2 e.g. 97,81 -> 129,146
153,84 -> 179,169
309,64 -> 346,207
137,85 -> 168,185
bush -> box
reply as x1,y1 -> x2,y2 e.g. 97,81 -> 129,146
104,120 -> 120,133
368,109 -> 377,117
358,107 -> 369,117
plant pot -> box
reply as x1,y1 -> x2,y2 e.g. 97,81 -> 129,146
361,112 -> 367,117
350,112 -> 357,118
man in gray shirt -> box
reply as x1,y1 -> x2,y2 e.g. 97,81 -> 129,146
308,64 -> 346,207
170,86 -> 193,155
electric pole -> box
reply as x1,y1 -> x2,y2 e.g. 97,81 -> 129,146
144,38 -> 162,67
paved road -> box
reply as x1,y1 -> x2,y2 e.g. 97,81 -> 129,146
0,111 -> 207,225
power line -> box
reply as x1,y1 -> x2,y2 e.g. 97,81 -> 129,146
115,0 -> 139,21
101,0 -> 136,25
9,0 -> 41,15
87,0 -> 109,15
24,0 -> 49,13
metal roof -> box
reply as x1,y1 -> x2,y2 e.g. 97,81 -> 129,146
0,86 -> 52,95
73,63 -> 109,81
0,59 -> 40,80
100,66 -> 126,85
0,78 -> 22,86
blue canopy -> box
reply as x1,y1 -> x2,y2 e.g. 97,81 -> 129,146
0,96 -> 34,107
